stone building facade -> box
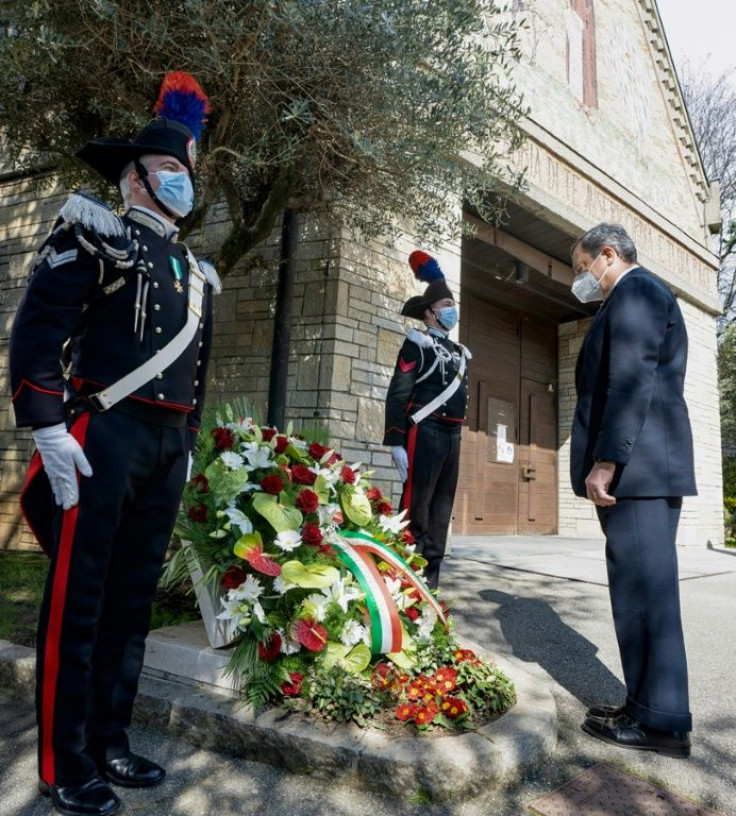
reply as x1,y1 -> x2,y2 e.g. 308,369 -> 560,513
0,0 -> 724,550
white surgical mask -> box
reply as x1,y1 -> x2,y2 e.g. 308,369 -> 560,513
571,253 -> 606,303
152,170 -> 194,218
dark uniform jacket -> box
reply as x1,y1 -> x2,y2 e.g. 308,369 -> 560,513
383,328 -> 470,447
570,266 -> 697,498
10,197 -> 217,448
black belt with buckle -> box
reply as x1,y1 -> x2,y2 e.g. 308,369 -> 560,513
64,386 -> 188,428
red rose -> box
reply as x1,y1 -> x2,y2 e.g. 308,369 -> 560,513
326,452 -> 341,465
340,465 -> 356,484
405,606 -> 419,622
292,465 -> 317,485
222,566 -> 247,589
260,475 -> 284,494
296,489 -> 319,513
366,487 -> 383,502
301,523 -> 324,548
274,436 -> 289,454
188,503 -> 208,523
211,428 -> 235,450
258,632 -> 282,662
190,474 -> 209,493
308,442 -> 329,461
281,672 -> 304,697
400,528 -> 415,545
261,428 -> 277,442
377,501 -> 393,515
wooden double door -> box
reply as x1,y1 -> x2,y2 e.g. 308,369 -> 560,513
453,295 -> 558,535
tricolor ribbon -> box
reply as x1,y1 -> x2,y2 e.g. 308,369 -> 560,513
332,530 -> 447,655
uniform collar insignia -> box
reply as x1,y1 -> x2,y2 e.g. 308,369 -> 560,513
126,206 -> 179,240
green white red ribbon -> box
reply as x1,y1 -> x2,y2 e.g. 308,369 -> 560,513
333,530 -> 447,655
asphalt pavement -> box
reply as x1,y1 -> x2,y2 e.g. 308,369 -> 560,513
1,536 -> 735,816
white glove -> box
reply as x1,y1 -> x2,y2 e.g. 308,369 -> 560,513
391,446 -> 409,482
32,423 -> 93,510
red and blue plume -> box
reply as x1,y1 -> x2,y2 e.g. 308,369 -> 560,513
408,250 -> 444,283
154,71 -> 211,141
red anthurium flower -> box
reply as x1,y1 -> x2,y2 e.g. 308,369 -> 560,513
281,672 -> 304,697
340,465 -> 356,484
296,489 -> 319,513
441,697 -> 469,720
188,503 -> 207,523
258,632 -> 283,661
292,618 -> 327,652
292,464 -> 317,485
301,523 -> 323,548
190,473 -> 209,493
414,702 -> 439,725
434,667 -> 458,693
366,487 -> 383,502
222,566 -> 247,589
260,474 -> 284,494
261,428 -> 277,442
211,428 -> 235,450
395,703 -> 418,722
238,539 -> 282,577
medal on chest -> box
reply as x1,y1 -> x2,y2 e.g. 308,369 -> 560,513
169,256 -> 184,294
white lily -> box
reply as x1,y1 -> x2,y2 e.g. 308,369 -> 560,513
242,442 -> 273,470
378,508 -> 411,535
322,574 -> 364,614
223,505 -> 253,535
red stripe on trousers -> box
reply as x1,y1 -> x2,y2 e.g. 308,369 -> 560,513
41,412 -> 91,784
402,424 -> 418,513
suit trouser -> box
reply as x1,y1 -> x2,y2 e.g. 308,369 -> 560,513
35,408 -> 188,786
596,497 -> 692,732
400,419 -> 461,589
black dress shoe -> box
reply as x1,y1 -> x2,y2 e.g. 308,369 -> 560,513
586,703 -> 627,720
38,777 -> 120,816
101,751 -> 166,788
582,713 -> 691,758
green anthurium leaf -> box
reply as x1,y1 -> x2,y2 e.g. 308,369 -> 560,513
252,493 -> 303,532
341,488 -> 372,527
281,561 -> 340,588
320,641 -> 349,670
386,648 -> 416,669
204,459 -> 250,504
233,530 -> 263,559
312,474 -> 331,503
341,643 -> 371,673
285,443 -> 308,462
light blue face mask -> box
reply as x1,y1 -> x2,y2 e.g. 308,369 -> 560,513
434,305 -> 458,331
152,170 -> 194,218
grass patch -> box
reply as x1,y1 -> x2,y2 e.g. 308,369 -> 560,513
725,539 -> 736,549
0,550 -> 201,649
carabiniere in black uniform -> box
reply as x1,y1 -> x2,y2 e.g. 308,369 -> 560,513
383,252 -> 471,589
10,192 -> 219,792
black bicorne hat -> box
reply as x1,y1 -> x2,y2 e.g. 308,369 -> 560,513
400,251 -> 453,319
76,72 -> 210,185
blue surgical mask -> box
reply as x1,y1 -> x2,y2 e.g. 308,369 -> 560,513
434,305 -> 458,331
152,170 -> 194,218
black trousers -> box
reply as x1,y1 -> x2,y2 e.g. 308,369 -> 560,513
597,497 -> 692,732
400,419 -> 461,589
35,408 -> 188,786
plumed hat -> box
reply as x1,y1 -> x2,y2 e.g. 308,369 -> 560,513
76,72 -> 211,185
400,250 -> 454,319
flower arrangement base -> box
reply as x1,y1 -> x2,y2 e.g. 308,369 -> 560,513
182,542 -> 236,650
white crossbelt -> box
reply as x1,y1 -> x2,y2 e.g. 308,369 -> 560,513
409,352 -> 466,425
85,250 -> 206,411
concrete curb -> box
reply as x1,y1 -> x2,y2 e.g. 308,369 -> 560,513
0,637 -> 557,803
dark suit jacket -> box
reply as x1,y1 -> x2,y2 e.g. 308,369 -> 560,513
570,266 -> 697,498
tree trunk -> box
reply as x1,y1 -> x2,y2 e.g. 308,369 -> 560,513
267,209 -> 300,429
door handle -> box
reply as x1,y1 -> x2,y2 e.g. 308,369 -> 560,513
521,464 -> 536,481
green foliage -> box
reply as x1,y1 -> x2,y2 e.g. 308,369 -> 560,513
294,666 -> 388,727
0,550 -> 48,647
0,0 -> 526,274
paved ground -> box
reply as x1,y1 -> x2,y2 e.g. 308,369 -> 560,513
2,537 -> 735,816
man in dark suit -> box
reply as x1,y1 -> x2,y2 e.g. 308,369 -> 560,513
10,73 -> 218,816
570,222 -> 696,759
